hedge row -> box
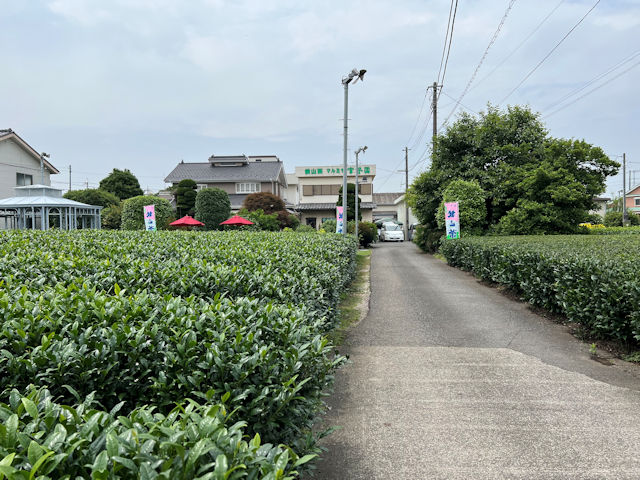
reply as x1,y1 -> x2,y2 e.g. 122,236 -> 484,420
0,231 -> 358,477
0,388 -> 311,479
439,235 -> 640,344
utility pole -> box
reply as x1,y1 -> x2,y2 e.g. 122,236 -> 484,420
68,165 -> 72,191
432,81 -> 438,141
404,147 -> 409,241
623,153 -> 628,224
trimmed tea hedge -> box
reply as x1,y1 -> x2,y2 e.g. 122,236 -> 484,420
0,230 -> 358,477
0,388 -> 310,479
440,235 -> 640,344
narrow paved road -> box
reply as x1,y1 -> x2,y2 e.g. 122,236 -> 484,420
315,242 -> 640,479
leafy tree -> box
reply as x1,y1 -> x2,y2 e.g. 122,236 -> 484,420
436,180 -> 486,235
275,210 -> 299,230
121,196 -> 174,230
195,188 -> 230,230
99,169 -> 144,200
63,189 -> 120,208
410,104 -> 619,235
175,179 -> 197,217
242,192 -> 285,214
358,221 -> 378,246
337,183 -> 361,222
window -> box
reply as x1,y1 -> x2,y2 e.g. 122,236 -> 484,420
635,198 -> 640,206
16,173 -> 33,186
197,184 -> 208,191
236,183 -> 261,194
303,185 -> 313,196
359,184 -> 372,195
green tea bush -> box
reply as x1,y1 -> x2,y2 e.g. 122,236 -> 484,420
120,196 -> 174,230
358,221 -> 377,247
0,388 -> 309,479
0,230 -> 358,474
440,235 -> 640,344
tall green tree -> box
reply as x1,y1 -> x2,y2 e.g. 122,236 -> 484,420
175,179 -> 197,217
195,188 -> 230,230
436,180 -> 487,235
120,195 -> 173,230
410,105 -> 619,235
337,183 -> 361,222
99,169 -> 144,200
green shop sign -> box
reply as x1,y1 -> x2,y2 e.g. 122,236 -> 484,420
303,166 -> 371,175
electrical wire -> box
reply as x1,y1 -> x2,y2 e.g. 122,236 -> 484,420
437,0 -> 456,84
498,0 -> 600,105
405,90 -> 429,146
468,0 -> 565,95
441,0 -> 518,129
544,59 -> 640,118
438,0 -> 459,98
543,49 -> 640,112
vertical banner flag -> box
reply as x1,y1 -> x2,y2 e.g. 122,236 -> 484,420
336,206 -> 344,234
444,202 -> 460,239
144,205 -> 157,231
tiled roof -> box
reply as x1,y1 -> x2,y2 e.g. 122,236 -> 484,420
373,192 -> 403,206
296,202 -> 376,211
164,162 -> 283,183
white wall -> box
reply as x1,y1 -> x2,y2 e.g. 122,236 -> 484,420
0,140 -> 52,199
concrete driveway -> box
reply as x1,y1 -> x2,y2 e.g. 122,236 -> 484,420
314,241 -> 640,479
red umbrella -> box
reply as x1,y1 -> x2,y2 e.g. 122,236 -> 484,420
170,215 -> 204,227
220,215 -> 254,225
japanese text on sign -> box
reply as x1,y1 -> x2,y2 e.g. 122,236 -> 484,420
336,206 -> 344,234
144,205 -> 157,231
444,202 -> 460,239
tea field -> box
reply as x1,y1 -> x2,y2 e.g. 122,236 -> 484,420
440,235 -> 640,345
0,230 -> 357,479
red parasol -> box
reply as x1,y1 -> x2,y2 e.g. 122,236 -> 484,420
220,215 -> 254,225
170,215 -> 204,227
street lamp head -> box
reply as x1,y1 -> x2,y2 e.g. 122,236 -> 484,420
342,68 -> 366,85
41,152 -> 50,158
363,145 -> 368,151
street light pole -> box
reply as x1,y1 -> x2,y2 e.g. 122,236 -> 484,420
40,152 -> 50,185
341,68 -> 366,236
354,146 -> 367,244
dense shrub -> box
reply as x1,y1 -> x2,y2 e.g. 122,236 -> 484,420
277,210 -> 300,230
195,188 -> 230,230
120,195 -> 173,230
413,225 -> 444,253
322,219 -> 337,232
242,192 -> 285,214
101,203 -> 122,230
239,208 -> 279,231
604,211 -> 640,226
358,221 -> 377,247
440,235 -> 640,344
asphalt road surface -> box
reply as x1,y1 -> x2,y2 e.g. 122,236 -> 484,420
314,241 -> 640,479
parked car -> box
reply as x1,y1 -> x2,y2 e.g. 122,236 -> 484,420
408,222 -> 420,241
380,222 -> 404,242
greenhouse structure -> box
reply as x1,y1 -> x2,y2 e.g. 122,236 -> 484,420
0,185 -> 102,230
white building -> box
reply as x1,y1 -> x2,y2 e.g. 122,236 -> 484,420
291,164 -> 376,229
0,129 -> 59,199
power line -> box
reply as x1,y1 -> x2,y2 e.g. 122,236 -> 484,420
469,0 -> 565,95
544,59 -> 640,118
499,0 -> 601,105
441,0 -> 518,129
437,0 -> 459,97
437,0 -> 456,84
405,90 -> 429,146
440,91 -> 480,115
543,49 -> 640,111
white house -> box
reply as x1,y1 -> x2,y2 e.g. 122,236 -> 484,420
0,129 -> 59,199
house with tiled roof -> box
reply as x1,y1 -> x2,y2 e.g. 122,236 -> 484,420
164,155 -> 287,210
0,129 -> 59,199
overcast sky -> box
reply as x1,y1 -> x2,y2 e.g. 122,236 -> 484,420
1,0 -> 638,198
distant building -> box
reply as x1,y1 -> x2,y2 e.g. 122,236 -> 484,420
0,129 -> 59,199
291,164 -> 376,229
372,192 -> 418,226
164,155 -> 287,210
